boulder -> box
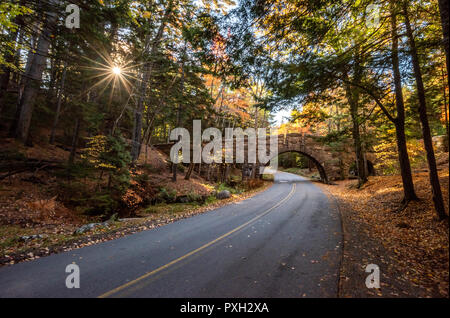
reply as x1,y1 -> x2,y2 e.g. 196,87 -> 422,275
19,234 -> 44,242
176,195 -> 190,203
73,221 -> 110,235
216,190 -> 231,200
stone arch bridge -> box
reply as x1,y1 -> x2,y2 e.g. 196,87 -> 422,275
153,133 -> 376,183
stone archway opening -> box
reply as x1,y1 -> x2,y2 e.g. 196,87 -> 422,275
265,150 -> 329,184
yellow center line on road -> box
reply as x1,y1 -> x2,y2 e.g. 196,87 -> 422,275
98,182 -> 296,298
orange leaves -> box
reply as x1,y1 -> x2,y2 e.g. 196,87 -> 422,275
211,34 -> 229,62
320,168 -> 449,297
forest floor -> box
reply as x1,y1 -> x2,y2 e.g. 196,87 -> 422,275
317,154 -> 449,298
0,137 -> 272,266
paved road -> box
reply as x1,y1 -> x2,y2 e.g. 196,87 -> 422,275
0,172 -> 342,298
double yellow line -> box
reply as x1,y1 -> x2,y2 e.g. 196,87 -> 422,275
98,183 -> 296,298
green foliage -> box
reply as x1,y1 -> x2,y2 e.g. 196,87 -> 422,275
157,187 -> 177,203
53,134 -> 132,217
81,134 -> 131,195
57,162 -> 94,180
56,181 -> 89,205
177,164 -> 185,173
262,174 -> 274,181
186,192 -> 203,202
82,192 -> 119,217
0,3 -> 32,68
373,139 -> 428,175
133,172 -> 150,185
204,195 -> 217,205
216,182 -> 242,194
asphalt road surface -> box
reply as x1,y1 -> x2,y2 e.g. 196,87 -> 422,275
0,172 -> 342,298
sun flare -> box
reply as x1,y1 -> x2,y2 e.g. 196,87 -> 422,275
112,66 -> 122,75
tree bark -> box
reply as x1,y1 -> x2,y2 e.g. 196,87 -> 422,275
131,0 -> 174,162
0,69 -> 10,116
343,53 -> 367,186
390,0 -> 418,202
171,163 -> 177,182
68,117 -> 80,165
49,60 -> 67,144
224,164 -> 231,182
14,2 -> 58,143
442,69 -> 449,151
9,29 -> 38,137
185,163 -> 195,180
0,14 -> 22,115
438,0 -> 450,90
403,4 -> 447,219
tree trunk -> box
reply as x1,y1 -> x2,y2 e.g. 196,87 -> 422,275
438,0 -> 450,90
185,163 -> 195,180
394,121 -> 419,201
131,0 -> 174,162
49,60 -> 67,144
9,30 -> 38,137
0,19 -> 21,115
14,3 -> 58,143
390,0 -> 419,202
224,164 -> 231,182
349,102 -> 367,186
404,4 -> 447,219
344,58 -> 367,186
47,53 -> 57,103
171,163 -> 177,182
442,69 -> 449,151
207,164 -> 212,181
0,69 -> 10,116
68,118 -> 80,165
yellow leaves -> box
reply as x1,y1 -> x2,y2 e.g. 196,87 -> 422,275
373,138 -> 428,175
142,11 -> 151,19
81,135 -> 116,171
97,163 -> 116,170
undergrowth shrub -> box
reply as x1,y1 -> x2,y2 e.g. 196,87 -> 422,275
157,187 -> 177,203
56,134 -> 132,218
243,178 -> 264,190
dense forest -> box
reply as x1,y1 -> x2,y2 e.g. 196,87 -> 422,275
0,0 -> 448,292
2,0 -> 447,214
1,0 -> 277,216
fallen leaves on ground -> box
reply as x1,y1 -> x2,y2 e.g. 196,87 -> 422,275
318,168 -> 449,297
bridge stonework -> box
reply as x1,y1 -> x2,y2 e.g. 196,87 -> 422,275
271,133 -> 355,183
153,132 -> 375,183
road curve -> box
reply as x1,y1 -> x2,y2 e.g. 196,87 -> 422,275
0,172 -> 342,298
